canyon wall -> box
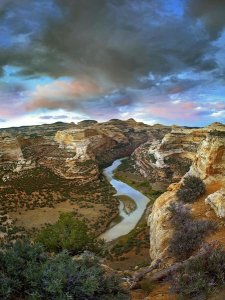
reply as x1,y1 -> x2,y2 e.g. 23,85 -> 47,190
133,125 -> 208,188
0,119 -> 170,184
148,122 -> 225,261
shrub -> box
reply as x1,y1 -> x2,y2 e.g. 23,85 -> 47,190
176,175 -> 205,203
36,212 -> 104,254
0,240 -> 129,299
168,203 -> 216,260
172,244 -> 225,299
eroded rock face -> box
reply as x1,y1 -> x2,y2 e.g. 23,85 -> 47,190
148,188 -> 176,260
148,123 -> 225,261
133,126 -> 204,186
0,119 -> 170,184
205,189 -> 225,218
189,128 -> 225,181
55,127 -> 126,161
0,132 -> 23,162
54,120 -> 170,180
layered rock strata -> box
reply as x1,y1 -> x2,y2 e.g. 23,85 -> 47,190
148,122 -> 225,261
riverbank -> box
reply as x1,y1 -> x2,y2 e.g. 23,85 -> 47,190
99,159 -> 151,242
113,158 -> 164,198
104,158 -> 162,271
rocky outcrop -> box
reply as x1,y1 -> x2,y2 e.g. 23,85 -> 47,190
148,122 -> 225,261
134,123 -> 225,189
133,126 -> 203,186
54,120 -> 170,180
148,189 -> 177,260
205,189 -> 225,218
77,120 -> 98,127
55,127 -> 127,161
0,132 -> 23,162
188,127 -> 225,182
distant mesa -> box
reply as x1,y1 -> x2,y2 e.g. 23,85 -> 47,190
77,120 -> 98,127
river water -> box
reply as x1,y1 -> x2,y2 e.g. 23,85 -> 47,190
99,159 -> 150,242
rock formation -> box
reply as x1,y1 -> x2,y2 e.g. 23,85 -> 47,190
133,125 -> 208,187
148,122 -> 225,261
205,189 -> 225,218
188,126 -> 225,183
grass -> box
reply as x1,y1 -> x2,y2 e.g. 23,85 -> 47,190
114,161 -> 164,198
113,158 -> 164,196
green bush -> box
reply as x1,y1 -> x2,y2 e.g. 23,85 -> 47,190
176,175 -> 205,203
172,244 -> 225,299
0,240 -> 129,299
36,212 -> 104,254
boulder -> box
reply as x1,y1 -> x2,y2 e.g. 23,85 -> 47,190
205,189 -> 225,218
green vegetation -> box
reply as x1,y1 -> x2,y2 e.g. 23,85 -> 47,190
0,166 -> 119,236
115,158 -> 136,173
149,153 -> 156,163
36,212 -> 104,254
172,244 -> 225,299
113,158 -> 164,198
168,203 -> 216,260
0,240 -> 129,299
209,130 -> 225,137
114,174 -> 163,198
176,175 -> 206,203
111,220 -> 149,257
164,155 -> 191,175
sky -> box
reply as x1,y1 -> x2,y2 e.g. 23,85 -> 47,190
0,0 -> 225,128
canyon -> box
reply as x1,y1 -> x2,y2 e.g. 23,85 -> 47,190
0,119 -> 225,299
0,119 -> 169,241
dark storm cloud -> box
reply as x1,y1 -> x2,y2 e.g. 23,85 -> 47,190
34,0 -> 216,85
188,0 -> 225,39
0,0 -> 216,88
0,0 -> 60,76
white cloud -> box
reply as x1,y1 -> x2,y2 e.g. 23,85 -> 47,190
211,110 -> 225,117
0,110 -> 88,128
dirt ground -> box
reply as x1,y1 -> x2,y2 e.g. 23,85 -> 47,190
9,200 -> 110,231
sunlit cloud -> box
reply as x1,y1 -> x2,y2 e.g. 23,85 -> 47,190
26,79 -> 103,111
211,110 -> 225,118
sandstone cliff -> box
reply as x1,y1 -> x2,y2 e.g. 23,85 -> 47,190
148,122 -> 225,261
54,119 -> 170,181
133,125 -> 208,188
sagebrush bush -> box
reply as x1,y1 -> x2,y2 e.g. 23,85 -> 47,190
168,203 -> 216,260
0,240 -> 129,299
36,212 -> 104,254
172,244 -> 225,299
176,175 -> 205,203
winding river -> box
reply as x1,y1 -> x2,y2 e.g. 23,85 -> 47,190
99,159 -> 150,242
